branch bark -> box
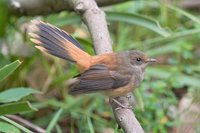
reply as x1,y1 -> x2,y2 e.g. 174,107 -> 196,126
7,0 -> 129,16
70,0 -> 112,54
111,94 -> 144,133
67,0 -> 144,132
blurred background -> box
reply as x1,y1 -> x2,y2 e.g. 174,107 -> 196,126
0,0 -> 200,132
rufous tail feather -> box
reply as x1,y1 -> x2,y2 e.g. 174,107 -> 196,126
29,20 -> 91,69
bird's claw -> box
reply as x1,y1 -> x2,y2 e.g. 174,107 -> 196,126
115,105 -> 133,111
110,98 -> 133,111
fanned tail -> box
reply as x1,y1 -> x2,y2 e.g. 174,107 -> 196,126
29,20 -> 91,64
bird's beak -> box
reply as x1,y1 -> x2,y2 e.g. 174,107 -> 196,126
147,58 -> 157,63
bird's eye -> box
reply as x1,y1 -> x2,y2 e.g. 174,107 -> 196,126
136,57 -> 141,62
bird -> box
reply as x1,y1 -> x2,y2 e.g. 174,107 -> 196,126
29,20 -> 156,100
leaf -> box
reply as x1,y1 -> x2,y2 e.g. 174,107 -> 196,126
106,12 -> 170,37
146,67 -> 200,88
146,67 -> 171,79
0,116 -> 33,133
87,116 -> 95,133
0,87 -> 40,103
176,75 -> 200,88
168,5 -> 200,24
146,42 -> 182,56
0,101 -> 37,115
48,14 -> 81,26
0,122 -> 21,133
0,60 -> 21,81
47,12 -> 170,37
139,28 -> 200,48
46,108 -> 63,133
134,89 -> 144,111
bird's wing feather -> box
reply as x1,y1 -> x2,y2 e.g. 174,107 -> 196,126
69,64 -> 131,95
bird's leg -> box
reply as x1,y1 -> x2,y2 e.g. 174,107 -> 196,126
109,98 -> 133,110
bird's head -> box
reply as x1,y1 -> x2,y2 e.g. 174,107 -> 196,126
129,50 -> 157,71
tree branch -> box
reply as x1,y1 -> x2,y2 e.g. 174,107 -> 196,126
111,94 -> 144,133
7,0 -> 129,16
67,0 -> 144,132
70,0 -> 112,54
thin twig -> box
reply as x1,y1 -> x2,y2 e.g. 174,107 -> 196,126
7,0 -> 129,16
6,115 -> 46,133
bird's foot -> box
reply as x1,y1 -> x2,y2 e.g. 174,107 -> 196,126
110,98 -> 133,111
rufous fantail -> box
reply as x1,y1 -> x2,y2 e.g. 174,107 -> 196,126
29,20 -> 156,98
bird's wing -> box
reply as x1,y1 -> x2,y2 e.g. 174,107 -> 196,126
69,64 -> 131,95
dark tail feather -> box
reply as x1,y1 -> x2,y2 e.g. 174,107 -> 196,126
29,20 -> 90,63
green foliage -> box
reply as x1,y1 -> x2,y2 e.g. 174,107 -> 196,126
0,61 -> 38,131
0,0 -> 8,37
0,116 -> 33,133
0,121 -> 21,133
0,0 -> 200,132
0,61 -> 38,115
0,87 -> 39,115
46,108 -> 63,133
107,12 -> 170,37
0,87 -> 39,103
0,101 -> 37,115
0,60 -> 21,81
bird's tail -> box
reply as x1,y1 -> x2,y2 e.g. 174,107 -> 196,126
29,20 -> 91,69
